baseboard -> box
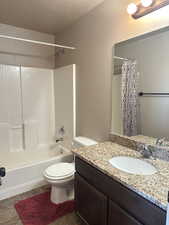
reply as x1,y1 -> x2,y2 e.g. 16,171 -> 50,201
0,178 -> 47,201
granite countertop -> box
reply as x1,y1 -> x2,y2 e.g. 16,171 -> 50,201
129,135 -> 157,146
72,142 -> 169,211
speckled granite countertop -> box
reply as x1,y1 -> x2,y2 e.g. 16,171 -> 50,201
129,135 -> 157,146
72,142 -> 169,211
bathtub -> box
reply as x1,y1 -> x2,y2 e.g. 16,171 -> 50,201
0,143 -> 73,200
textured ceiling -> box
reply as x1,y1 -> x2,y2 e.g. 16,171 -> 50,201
0,0 -> 104,34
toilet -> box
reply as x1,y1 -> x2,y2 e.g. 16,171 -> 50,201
43,136 -> 97,204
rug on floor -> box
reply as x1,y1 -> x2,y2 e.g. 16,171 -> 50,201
15,191 -> 75,225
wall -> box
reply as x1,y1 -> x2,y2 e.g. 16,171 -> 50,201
115,29 -> 169,139
55,0 -> 169,141
0,23 -> 55,68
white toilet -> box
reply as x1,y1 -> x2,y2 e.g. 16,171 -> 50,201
43,136 -> 97,204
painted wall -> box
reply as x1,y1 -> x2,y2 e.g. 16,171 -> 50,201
0,23 -> 55,68
55,0 -> 169,141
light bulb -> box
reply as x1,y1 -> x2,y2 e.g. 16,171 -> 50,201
127,3 -> 138,15
141,0 -> 153,7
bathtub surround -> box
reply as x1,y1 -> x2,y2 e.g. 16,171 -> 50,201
24,121 -> 40,151
0,63 -> 76,200
0,65 -> 22,153
0,65 -> 54,154
54,64 -> 76,140
21,67 -> 55,151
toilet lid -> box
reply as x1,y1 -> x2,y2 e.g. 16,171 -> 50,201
45,163 -> 75,178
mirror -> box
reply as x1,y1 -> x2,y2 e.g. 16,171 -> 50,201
112,27 -> 169,147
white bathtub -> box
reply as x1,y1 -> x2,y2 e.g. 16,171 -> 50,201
0,144 -> 73,200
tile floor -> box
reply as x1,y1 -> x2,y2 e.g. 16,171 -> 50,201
0,186 -> 81,225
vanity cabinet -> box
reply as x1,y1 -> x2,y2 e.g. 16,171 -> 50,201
75,173 -> 107,225
75,157 -> 166,225
109,200 -> 142,225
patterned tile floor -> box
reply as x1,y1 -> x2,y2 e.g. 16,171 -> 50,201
0,186 -> 82,225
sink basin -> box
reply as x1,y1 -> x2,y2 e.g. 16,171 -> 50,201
109,156 -> 157,175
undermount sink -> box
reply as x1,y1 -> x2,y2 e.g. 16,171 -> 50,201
109,156 -> 157,175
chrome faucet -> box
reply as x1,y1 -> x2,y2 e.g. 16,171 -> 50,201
156,137 -> 166,146
140,145 -> 156,159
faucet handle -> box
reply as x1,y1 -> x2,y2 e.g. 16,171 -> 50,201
140,145 -> 151,158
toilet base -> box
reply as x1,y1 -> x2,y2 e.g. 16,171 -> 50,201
50,182 -> 74,204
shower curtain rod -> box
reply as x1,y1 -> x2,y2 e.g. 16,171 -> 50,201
0,35 -> 76,50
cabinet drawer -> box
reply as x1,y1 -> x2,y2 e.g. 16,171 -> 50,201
75,173 -> 107,225
75,157 -> 166,225
109,200 -> 143,225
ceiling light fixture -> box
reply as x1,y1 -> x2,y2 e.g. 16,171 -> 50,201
127,0 -> 169,19
127,3 -> 138,15
141,0 -> 154,7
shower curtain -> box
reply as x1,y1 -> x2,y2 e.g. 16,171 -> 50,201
121,60 -> 139,136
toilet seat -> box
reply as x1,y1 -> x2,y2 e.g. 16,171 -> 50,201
44,163 -> 75,180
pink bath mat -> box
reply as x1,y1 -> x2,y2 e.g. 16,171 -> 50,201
15,191 -> 75,225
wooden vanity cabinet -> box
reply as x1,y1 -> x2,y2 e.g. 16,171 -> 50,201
75,157 -> 166,225
75,173 -> 107,225
109,200 -> 142,225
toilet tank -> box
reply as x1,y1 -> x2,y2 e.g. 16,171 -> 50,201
73,136 -> 98,148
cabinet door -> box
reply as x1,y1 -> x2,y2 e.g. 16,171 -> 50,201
75,173 -> 107,225
109,200 -> 143,225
